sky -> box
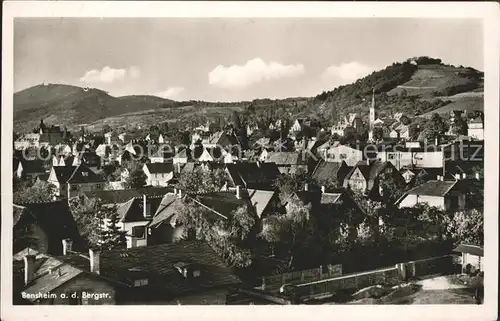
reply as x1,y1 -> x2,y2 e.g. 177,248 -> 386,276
14,18 -> 483,102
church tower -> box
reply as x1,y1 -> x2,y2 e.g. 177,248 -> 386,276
368,88 -> 376,142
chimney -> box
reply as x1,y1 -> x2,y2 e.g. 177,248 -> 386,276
177,162 -> 181,173
435,137 -> 439,146
62,238 -> 73,255
256,161 -> 261,168
462,173 -> 466,179
321,186 -> 326,193
304,183 -> 309,191
475,172 -> 480,180
178,189 -> 183,199
126,235 -> 138,249
89,248 -> 100,274
455,174 -> 461,180
24,255 -> 36,285
174,187 -> 178,195
143,195 -> 151,218
437,175 -> 441,181
236,185 -> 242,199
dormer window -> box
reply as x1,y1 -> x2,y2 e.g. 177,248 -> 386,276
82,172 -> 89,177
173,262 -> 201,279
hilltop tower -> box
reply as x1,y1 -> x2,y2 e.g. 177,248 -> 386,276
368,88 -> 376,142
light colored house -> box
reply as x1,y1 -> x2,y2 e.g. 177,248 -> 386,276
264,151 -> 308,174
467,117 -> 484,140
291,118 -> 306,132
143,163 -> 174,187
198,148 -> 215,163
173,149 -> 189,165
110,195 -> 163,247
104,131 -> 121,145
48,164 -> 106,198
453,243 -> 483,273
52,155 -> 75,167
324,144 -> 370,166
396,178 -> 466,211
14,133 -> 44,150
377,146 -> 444,170
343,160 -> 405,197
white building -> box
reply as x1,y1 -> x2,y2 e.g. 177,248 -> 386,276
143,163 -> 174,187
467,118 -> 484,140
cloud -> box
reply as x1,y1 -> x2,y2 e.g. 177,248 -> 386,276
321,62 -> 375,85
80,66 -> 140,84
154,87 -> 185,99
208,58 -> 305,90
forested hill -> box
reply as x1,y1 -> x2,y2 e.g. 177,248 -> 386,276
13,57 -> 483,133
309,57 -> 483,122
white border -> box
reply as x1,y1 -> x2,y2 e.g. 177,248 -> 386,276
2,2 -> 499,321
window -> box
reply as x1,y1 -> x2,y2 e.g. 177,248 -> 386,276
133,279 -> 149,287
193,270 -> 201,278
132,226 -> 146,239
339,153 -> 347,159
70,185 -> 78,191
385,168 -> 393,174
82,172 -> 88,177
387,154 -> 396,160
68,293 -> 82,305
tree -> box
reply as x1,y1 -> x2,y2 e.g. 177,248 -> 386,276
372,127 -> 384,141
275,168 -> 313,202
177,167 -> 227,194
452,117 -> 468,136
424,113 -> 449,141
13,180 -> 55,204
446,209 -> 483,246
124,165 -> 147,188
259,215 -> 283,256
100,207 -> 127,250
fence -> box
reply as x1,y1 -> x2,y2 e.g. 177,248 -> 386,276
293,266 -> 400,300
261,264 -> 342,292
289,254 -> 457,301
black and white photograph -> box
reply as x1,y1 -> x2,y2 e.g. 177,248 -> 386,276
1,2 -> 498,320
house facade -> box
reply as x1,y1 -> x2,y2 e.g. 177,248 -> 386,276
143,163 -> 174,187
453,243 -> 483,273
397,179 -> 466,211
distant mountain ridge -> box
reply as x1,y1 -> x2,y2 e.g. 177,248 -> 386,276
14,57 -> 484,133
13,84 -> 175,132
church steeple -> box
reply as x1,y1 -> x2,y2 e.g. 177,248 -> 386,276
368,88 -> 376,142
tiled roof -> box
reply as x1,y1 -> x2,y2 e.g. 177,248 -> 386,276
145,163 -> 174,174
149,193 -> 184,227
225,162 -> 280,189
405,180 -> 457,197
60,241 -> 241,297
67,164 -> 106,184
265,152 -> 307,165
193,192 -> 250,221
320,193 -> 344,205
18,160 -> 45,174
247,189 -> 276,218
84,187 -> 171,205
312,160 -> 350,183
453,243 -> 483,257
51,166 -> 77,183
116,196 -> 164,222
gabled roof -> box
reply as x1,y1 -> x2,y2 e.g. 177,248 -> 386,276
83,187 -> 172,205
116,196 -> 164,222
13,201 -> 82,254
453,243 -> 483,257
312,160 -> 350,183
247,189 -> 276,218
51,165 -> 77,183
193,192 -> 251,221
265,151 -> 307,165
225,162 -> 280,189
67,164 -> 106,184
60,241 -> 241,297
13,249 -> 123,302
18,160 -> 45,174
149,193 -> 184,227
405,180 -> 457,197
145,163 -> 174,174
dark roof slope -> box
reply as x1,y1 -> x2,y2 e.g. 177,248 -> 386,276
225,162 -> 280,189
406,180 -> 457,197
60,241 -> 241,297
19,159 -> 46,174
193,191 -> 250,221
83,187 -> 171,205
67,164 -> 106,184
13,201 -> 82,254
453,243 -> 483,257
312,160 -> 350,183
116,196 -> 164,222
145,163 -> 174,174
51,166 -> 77,183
